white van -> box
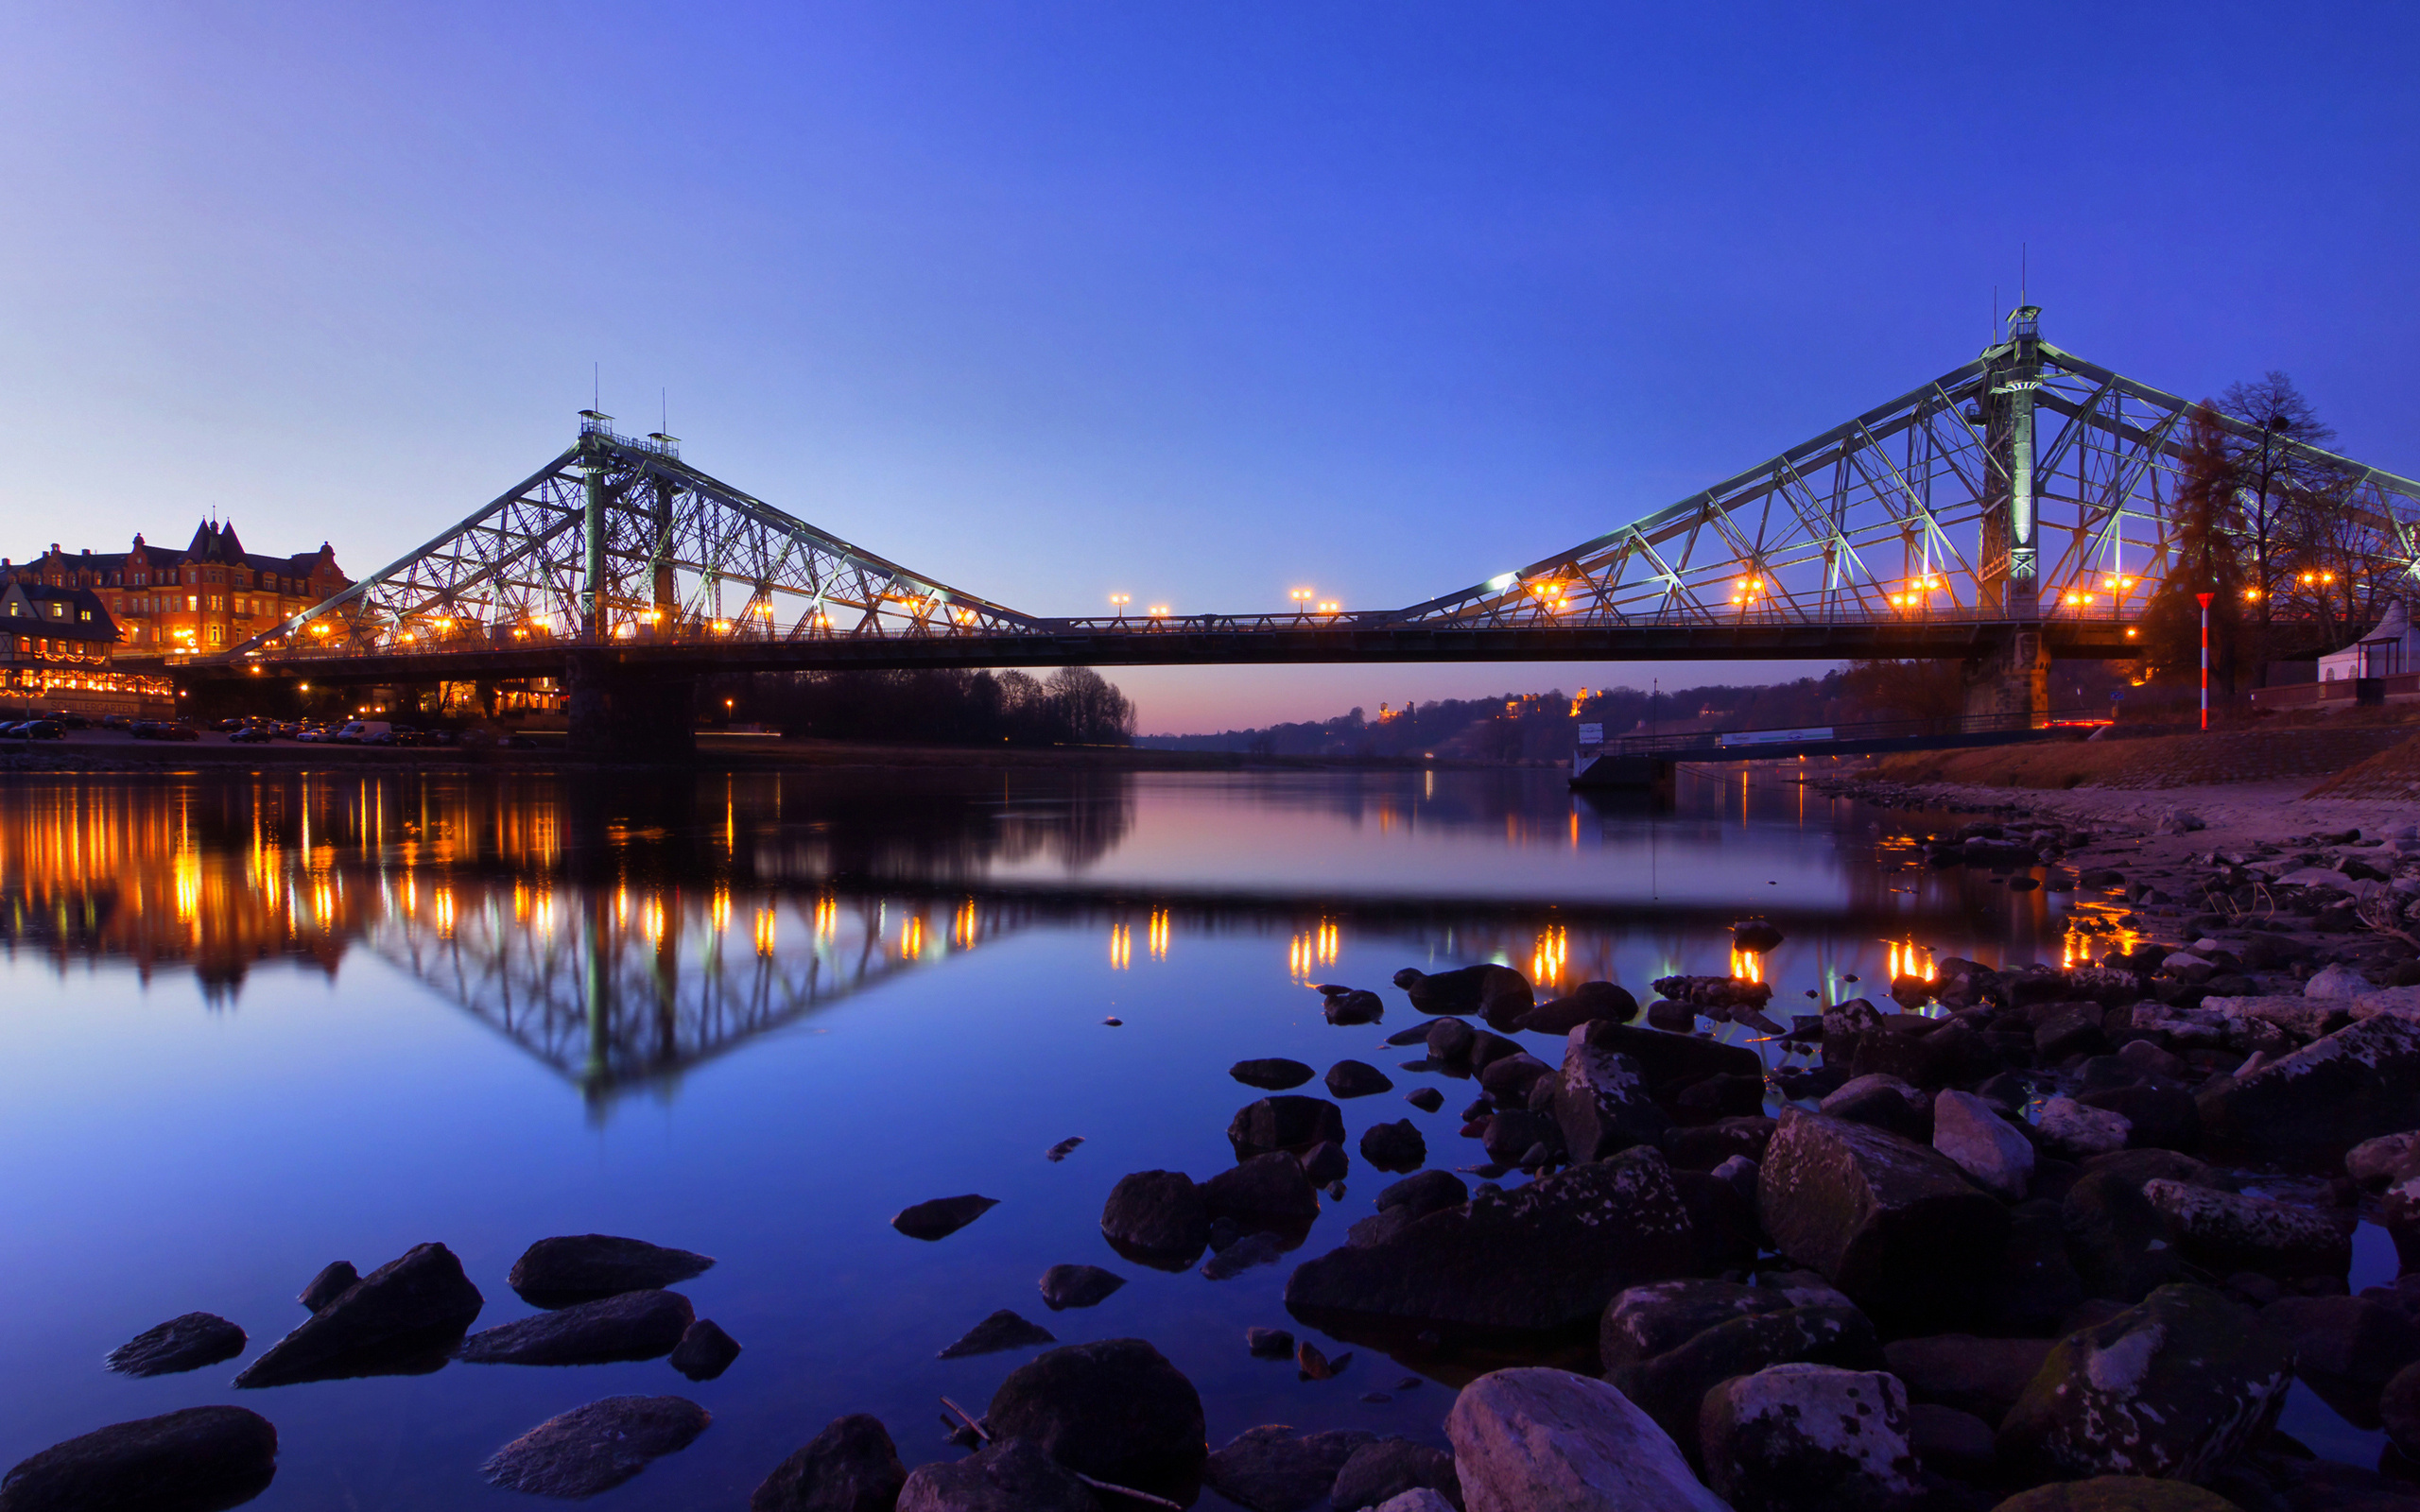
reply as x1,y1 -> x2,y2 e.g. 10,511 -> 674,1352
336,721 -> 391,743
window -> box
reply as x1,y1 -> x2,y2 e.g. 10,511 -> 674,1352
207,625 -> 222,645
78,610 -> 91,622
50,603 -> 63,618
187,595 -> 198,611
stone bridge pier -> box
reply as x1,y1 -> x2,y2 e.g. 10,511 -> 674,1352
563,653 -> 698,760
1962,628 -> 2050,726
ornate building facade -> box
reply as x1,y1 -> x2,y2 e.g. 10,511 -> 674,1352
4,521 -> 349,657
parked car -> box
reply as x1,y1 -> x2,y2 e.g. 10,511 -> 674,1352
45,712 -> 90,730
228,726 -> 274,744
155,722 -> 199,742
20,720 -> 64,741
335,720 -> 391,744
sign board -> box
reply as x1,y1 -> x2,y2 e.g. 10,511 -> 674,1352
1577,723 -> 1603,746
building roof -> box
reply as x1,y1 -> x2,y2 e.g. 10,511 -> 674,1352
2,582 -> 119,643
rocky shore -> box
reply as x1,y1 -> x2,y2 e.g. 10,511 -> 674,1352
24,798 -> 2420,1508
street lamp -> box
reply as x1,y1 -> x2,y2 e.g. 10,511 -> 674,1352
1109,593 -> 1130,619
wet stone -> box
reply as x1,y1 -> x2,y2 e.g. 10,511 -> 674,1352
1406,1087 -> 1444,1113
235,1241 -> 484,1388
1039,1263 -> 1126,1311
103,1312 -> 247,1378
481,1395 -> 710,1499
749,1412 -> 905,1512
298,1261 -> 357,1313
1326,1060 -> 1395,1098
938,1310 -> 1058,1359
1201,1425 -> 1376,1512
0,1405 -> 279,1512
891,1195 -> 1000,1242
670,1318 -> 742,1382
1234,1058 -> 1316,1091
458,1289 -> 696,1366
507,1232 -> 715,1306
1246,1326 -> 1295,1358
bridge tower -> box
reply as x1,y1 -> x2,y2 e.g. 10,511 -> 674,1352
564,410 -> 697,758
1965,305 -> 2050,722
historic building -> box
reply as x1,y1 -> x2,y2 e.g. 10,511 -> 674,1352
3,521 -> 349,656
0,580 -> 119,672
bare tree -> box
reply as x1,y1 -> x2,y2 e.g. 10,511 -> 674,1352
2216,372 -> 2337,680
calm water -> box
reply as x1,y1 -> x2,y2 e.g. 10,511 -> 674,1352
0,765 -> 2376,1503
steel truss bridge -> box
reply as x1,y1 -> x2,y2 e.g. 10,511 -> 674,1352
184,309 -> 2420,739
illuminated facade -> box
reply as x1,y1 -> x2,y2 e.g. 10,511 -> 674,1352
4,521 -> 349,658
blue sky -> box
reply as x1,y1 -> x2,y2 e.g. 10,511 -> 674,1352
3,3 -> 2414,730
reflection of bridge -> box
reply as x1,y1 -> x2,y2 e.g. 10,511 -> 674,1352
176,309 -> 2420,752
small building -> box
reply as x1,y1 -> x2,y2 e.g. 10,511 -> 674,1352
2320,600 -> 2420,682
3,522 -> 350,657
1,580 -> 119,676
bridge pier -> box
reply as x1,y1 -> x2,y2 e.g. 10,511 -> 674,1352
1962,628 -> 2050,726
563,653 -> 697,760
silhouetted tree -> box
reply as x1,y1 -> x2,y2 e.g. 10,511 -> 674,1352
2216,371 -> 2338,681
2139,404 -> 2248,692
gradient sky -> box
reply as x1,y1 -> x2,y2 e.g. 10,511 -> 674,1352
3,3 -> 2414,731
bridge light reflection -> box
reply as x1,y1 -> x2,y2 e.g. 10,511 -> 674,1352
1532,925 -> 1568,985
1109,921 -> 1131,971
1728,946 -> 1763,985
1148,909 -> 1169,961
1886,940 -> 1936,982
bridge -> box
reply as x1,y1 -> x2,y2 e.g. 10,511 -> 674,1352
181,307 -> 2420,754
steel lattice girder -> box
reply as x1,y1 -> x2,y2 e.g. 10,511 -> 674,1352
230,425 -> 1042,657
1382,335 -> 2420,629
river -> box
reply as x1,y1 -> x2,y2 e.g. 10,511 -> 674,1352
0,764 -> 2379,1504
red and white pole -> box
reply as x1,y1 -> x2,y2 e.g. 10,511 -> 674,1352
2196,592 -> 2213,731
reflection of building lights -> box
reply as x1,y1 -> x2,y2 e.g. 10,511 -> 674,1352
1110,922 -> 1132,971
1288,933 -> 1315,983
1532,925 -> 1568,984
1148,909 -> 1169,961
814,897 -> 838,941
901,915 -> 925,958
1885,940 -> 1937,982
435,890 -> 456,937
953,900 -> 978,950
1728,947 -> 1762,985
710,888 -> 730,933
753,907 -> 777,955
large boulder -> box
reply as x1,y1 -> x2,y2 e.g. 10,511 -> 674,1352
1519,982 -> 1639,1036
1553,1027 -> 1671,1162
457,1288 -> 695,1366
984,1338 -> 1206,1499
506,1233 -> 714,1305
1697,1364 -> 1920,1512
1394,964 -> 1532,1024
2138,1179 -> 2353,1280
1100,1171 -> 1210,1270
1568,1022 -> 1762,1106
481,1396 -> 710,1498
1610,1304 -> 1883,1459
2260,1295 -> 2420,1386
1203,1152 -> 1322,1226
1882,1333 -> 2054,1423
2062,1152 -> 2221,1304
1330,1438 -> 1461,1510
1327,1060 -> 1395,1098
1230,1096 -> 1348,1160
896,1437 -> 1102,1511
751,1413 -> 907,1512
1286,1148 -> 1695,1333
0,1406 -> 277,1511
234,1241 -> 483,1386
1997,1283 -> 2290,1483
1360,1120 -> 1427,1174
1599,1280 -> 1793,1371
1444,1366 -> 1728,1512
103,1313 -> 247,1378
2198,1012 -> 2420,1162
1757,1109 -> 2009,1333
1932,1089 -> 2034,1201
1200,1425 -> 1375,1512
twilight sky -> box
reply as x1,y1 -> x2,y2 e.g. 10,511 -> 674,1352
2,3 -> 2414,731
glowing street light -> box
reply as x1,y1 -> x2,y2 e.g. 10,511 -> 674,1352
1109,593 -> 1130,618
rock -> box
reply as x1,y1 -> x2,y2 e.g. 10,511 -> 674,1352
895,1437 -> 1102,1512
939,1310 -> 1057,1359
1287,1148 -> 1695,1332
0,1406 -> 277,1511
2349,1131 -> 2420,1188
1883,1333 -> 2053,1421
1234,1058 -> 1317,1091
2038,1097 -> 2133,1160
1360,1120 -> 1427,1174
1663,1117 -> 1776,1172
1298,1341 -> 1349,1380
670,1318 -> 741,1381
1986,1200 -> 2090,1336
235,1241 -> 484,1387
1987,1479 -> 2242,1512
750,1413 -> 905,1512
1478,1053 -> 1553,1103
1371,1493 -> 1457,1512
1445,1366 -> 1728,1512
1553,1027 -> 1672,1163
1203,1231 -> 1290,1280
1733,919 -> 1785,954
1301,1142 -> 1351,1186
2309,962 -> 2371,999
1328,1060 -> 1395,1098
481,1395 -> 710,1498
1908,1402 -> 1996,1482
1698,1363 -> 1919,1512
1231,1096 -> 1348,1160
2037,1005 -> 2112,1061
506,1233 -> 715,1305
985,1338 -> 1206,1497
1407,1087 -> 1445,1113
2262,1295 -> 2420,1384
1046,1136 -> 1085,1162
299,1261 -> 357,1312
1671,1168 -> 1760,1275
1599,1280 -> 1792,1368
1204,1151 -> 1322,1225
1933,1089 -> 2036,1201
2080,1084 -> 2201,1153
1757,1109 -> 2009,1333
1425,1018 -> 1478,1062
1519,982 -> 1639,1036
1818,1074 -> 1930,1142
1247,1326 -> 1295,1358
2200,1014 -> 2420,1163
1040,1264 -> 1127,1311
458,1288 -> 695,1366
1646,1000 -> 1696,1032
1324,988 -> 1388,1025
2140,1179 -> 2353,1279
1614,1304 -> 1885,1458
1201,1425 -> 1377,1512
1394,965 -> 1532,1024
1100,1171 -> 1210,1269
1571,1021 -> 1765,1104
1377,1169 -> 1468,1217
1997,1283 -> 2290,1483
103,1313 -> 246,1378
892,1195 -> 999,1242
2386,1359 -> 2420,1455
1330,1437 -> 1460,1510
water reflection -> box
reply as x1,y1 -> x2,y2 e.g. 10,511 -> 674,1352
2,766 -> 2099,1112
